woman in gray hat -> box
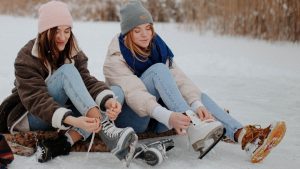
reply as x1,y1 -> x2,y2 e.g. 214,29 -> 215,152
103,0 -> 286,164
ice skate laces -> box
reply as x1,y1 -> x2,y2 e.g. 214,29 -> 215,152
86,120 -> 123,159
241,125 -> 271,152
36,142 -> 48,162
85,132 -> 96,161
36,145 -> 45,160
102,120 -> 123,138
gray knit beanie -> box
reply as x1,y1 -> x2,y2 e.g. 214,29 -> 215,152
120,0 -> 153,35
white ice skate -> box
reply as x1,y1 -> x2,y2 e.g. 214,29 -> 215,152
185,110 -> 225,159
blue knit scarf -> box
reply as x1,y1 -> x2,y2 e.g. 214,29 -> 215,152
119,34 -> 174,77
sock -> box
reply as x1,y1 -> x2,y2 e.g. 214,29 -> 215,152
237,128 -> 248,145
234,128 -> 243,142
64,132 -> 74,146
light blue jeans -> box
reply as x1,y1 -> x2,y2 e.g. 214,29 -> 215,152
112,63 -> 243,141
28,64 -> 97,140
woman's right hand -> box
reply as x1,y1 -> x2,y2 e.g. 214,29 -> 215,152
169,112 -> 191,135
64,116 -> 101,133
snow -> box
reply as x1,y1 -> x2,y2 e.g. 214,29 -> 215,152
1,15 -> 300,169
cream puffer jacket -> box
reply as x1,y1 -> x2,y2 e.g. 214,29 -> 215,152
103,34 -> 202,118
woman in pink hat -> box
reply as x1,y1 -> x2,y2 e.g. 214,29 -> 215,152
0,1 -> 137,163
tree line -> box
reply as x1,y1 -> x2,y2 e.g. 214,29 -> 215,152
0,0 -> 299,42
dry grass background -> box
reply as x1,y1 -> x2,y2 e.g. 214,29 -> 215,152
0,0 -> 299,42
182,0 -> 300,42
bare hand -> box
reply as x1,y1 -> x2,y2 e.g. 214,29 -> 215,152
169,112 -> 190,135
65,116 -> 101,133
196,106 -> 215,121
105,98 -> 122,121
86,107 -> 102,120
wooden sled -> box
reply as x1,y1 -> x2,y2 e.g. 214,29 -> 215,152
3,130 -> 177,156
3,109 -> 235,157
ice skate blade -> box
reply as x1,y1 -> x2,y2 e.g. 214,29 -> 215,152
251,121 -> 286,163
125,134 -> 138,167
192,125 -> 224,151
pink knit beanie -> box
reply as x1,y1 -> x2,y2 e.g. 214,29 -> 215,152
38,1 -> 73,33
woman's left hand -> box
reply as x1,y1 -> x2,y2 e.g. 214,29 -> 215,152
196,106 -> 215,121
105,98 -> 122,121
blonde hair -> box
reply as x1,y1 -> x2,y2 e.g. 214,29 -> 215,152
124,24 -> 155,58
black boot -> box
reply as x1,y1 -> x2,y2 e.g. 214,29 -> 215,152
36,134 -> 71,163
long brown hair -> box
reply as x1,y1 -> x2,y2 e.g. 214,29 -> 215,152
124,24 -> 155,58
37,27 -> 78,71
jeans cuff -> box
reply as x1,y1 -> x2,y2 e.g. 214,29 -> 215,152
72,127 -> 91,141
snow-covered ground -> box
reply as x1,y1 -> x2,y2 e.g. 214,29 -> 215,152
1,15 -> 299,169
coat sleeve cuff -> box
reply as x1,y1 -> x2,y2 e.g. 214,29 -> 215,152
99,95 -> 114,112
52,107 -> 71,130
95,89 -> 115,111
